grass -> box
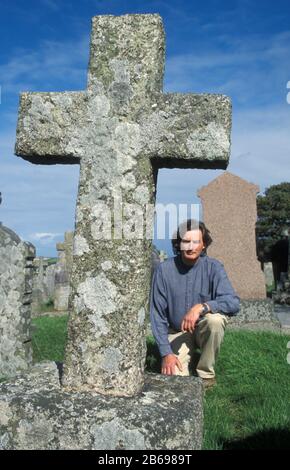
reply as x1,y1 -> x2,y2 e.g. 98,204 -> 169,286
203,330 -> 290,449
30,315 -> 290,450
32,314 -> 68,362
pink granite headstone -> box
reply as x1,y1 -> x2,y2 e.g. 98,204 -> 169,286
198,172 -> 266,299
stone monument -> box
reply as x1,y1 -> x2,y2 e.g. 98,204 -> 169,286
54,231 -> 73,311
0,223 -> 35,377
15,14 -> 231,397
31,257 -> 56,315
198,172 -> 280,331
0,14 -> 232,449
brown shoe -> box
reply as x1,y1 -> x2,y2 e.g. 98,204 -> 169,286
202,377 -> 216,390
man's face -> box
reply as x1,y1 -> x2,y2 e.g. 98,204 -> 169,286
180,229 -> 205,265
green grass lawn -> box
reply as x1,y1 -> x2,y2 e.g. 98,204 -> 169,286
32,314 -> 68,362
203,330 -> 290,449
31,315 -> 290,450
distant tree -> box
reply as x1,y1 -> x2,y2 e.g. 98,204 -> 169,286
256,182 -> 290,261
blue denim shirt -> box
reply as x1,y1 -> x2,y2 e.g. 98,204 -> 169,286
150,254 -> 240,357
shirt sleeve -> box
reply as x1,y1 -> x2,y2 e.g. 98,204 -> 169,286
207,262 -> 240,315
150,264 -> 173,357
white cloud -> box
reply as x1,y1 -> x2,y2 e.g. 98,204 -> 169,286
29,232 -> 63,244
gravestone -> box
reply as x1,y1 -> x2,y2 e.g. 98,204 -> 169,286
0,14 -> 231,449
54,232 -> 73,311
0,223 -> 35,377
31,257 -> 56,315
198,172 -> 279,331
198,172 -> 266,299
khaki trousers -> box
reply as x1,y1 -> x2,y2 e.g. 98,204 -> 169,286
168,313 -> 229,379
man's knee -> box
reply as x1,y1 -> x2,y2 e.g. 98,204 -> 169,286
203,313 -> 227,332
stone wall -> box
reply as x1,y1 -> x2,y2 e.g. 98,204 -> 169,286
0,223 -> 35,378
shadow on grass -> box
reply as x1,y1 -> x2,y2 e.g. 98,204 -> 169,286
223,428 -> 290,450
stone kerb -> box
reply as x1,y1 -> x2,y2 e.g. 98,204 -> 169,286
227,300 -> 281,332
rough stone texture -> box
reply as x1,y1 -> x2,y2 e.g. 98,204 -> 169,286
0,362 -> 203,450
31,257 -> 56,316
15,14 -> 232,397
54,232 -> 73,311
198,172 -> 266,300
57,232 -> 74,274
227,300 -> 281,331
0,223 -> 35,377
45,264 -> 57,300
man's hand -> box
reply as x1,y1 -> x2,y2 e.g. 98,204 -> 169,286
161,354 -> 183,375
181,303 -> 203,333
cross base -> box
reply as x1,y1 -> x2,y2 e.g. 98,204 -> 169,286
0,362 -> 203,450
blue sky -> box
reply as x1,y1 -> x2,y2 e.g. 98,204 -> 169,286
1,0 -> 290,256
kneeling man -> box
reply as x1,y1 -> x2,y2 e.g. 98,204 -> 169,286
150,219 -> 240,389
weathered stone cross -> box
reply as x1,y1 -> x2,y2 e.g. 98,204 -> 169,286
15,14 -> 231,397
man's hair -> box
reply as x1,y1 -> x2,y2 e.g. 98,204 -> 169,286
171,219 -> 213,255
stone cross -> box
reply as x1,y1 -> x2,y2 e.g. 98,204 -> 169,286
15,14 -> 231,397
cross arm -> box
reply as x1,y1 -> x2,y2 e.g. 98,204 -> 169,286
15,91 -> 87,164
141,93 -> 231,169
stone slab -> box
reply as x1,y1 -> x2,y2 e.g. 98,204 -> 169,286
0,362 -> 203,450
